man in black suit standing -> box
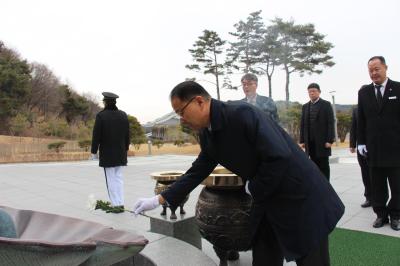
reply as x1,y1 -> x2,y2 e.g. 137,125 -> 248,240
133,81 -> 344,266
241,73 -> 279,122
300,83 -> 335,180
357,56 -> 400,230
91,92 -> 130,211
349,106 -> 371,208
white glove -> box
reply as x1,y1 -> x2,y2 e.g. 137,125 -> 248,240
245,180 -> 252,196
89,153 -> 98,160
133,195 -> 160,215
357,145 -> 367,156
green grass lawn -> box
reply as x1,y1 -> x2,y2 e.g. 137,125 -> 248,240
330,228 -> 400,266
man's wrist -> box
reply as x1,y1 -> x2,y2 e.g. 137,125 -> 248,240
158,195 -> 166,205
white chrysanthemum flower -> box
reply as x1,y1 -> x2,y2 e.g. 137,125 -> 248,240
86,194 -> 97,211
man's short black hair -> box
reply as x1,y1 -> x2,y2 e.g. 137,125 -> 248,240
368,56 -> 386,65
307,83 -> 320,92
170,81 -> 211,101
241,73 -> 258,83
104,98 -> 116,105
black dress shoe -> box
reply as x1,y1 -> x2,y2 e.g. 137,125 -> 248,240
373,217 -> 389,228
361,199 -> 371,208
390,219 -> 400,231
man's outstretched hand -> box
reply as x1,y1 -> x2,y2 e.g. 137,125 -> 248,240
133,195 -> 160,215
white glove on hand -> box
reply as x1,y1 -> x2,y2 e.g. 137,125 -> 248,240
133,196 -> 160,215
245,180 -> 252,196
89,154 -> 98,160
357,145 -> 367,156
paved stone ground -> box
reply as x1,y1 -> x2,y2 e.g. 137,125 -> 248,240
0,148 -> 398,266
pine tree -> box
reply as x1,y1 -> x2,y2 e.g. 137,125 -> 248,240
186,30 -> 226,100
226,10 -> 266,74
270,18 -> 335,106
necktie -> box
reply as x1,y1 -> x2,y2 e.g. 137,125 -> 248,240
375,84 -> 383,108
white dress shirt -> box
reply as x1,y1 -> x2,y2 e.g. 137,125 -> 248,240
374,78 -> 388,96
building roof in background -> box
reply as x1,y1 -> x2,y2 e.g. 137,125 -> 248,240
143,112 -> 180,128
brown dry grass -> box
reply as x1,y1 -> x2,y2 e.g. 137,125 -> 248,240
131,143 -> 200,156
134,141 -> 347,156
333,141 -> 351,148
0,135 -> 349,163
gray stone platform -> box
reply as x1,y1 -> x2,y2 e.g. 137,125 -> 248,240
149,214 -> 202,249
0,148 -> 398,266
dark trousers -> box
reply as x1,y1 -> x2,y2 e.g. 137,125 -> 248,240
357,151 -> 371,200
308,141 -> 330,181
370,167 -> 400,219
252,218 -> 330,266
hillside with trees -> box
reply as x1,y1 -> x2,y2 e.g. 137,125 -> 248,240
0,41 -> 101,139
0,41 -> 146,162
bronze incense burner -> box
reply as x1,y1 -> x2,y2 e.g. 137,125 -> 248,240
195,167 -> 252,266
151,171 -> 189,220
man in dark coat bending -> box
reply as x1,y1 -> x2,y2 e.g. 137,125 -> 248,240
133,81 -> 344,265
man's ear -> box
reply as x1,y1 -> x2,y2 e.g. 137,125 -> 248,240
195,95 -> 205,105
196,96 -> 210,112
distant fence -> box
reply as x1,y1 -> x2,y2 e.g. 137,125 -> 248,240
0,142 -> 90,163
0,142 -> 82,156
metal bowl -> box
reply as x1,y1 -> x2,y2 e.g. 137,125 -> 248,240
150,168 -> 243,187
150,171 -> 185,182
201,167 -> 244,187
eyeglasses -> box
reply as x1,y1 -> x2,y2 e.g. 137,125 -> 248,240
241,81 -> 257,87
175,96 -> 196,117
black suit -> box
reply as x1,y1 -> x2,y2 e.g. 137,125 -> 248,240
357,79 -> 400,219
162,99 -> 344,264
300,98 -> 335,180
350,107 -> 371,201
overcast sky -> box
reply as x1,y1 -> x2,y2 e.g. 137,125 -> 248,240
2,0 -> 400,123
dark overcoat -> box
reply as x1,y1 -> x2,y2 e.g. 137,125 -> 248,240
357,79 -> 400,167
91,108 -> 130,167
162,99 -> 344,261
349,107 -> 358,149
300,98 -> 335,157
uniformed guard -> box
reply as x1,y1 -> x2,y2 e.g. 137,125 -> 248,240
91,92 -> 130,211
